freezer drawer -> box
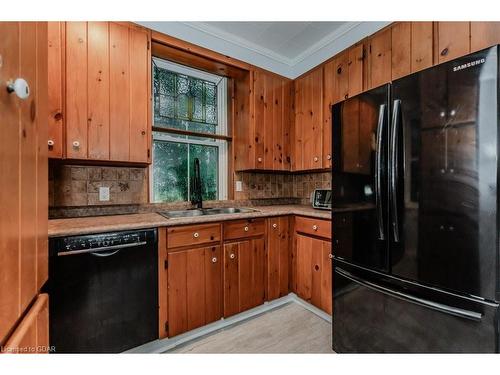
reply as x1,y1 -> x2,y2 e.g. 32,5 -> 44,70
332,264 -> 499,353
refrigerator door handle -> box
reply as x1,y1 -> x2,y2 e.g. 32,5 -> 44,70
390,99 -> 401,242
375,104 -> 386,240
336,267 -> 483,322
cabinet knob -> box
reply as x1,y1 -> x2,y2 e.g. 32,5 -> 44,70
193,232 -> 199,238
6,78 -> 30,100
257,157 -> 262,163
312,225 -> 318,231
328,253 -> 333,259
212,257 -> 217,263
72,140 -> 80,149
326,154 -> 332,160
229,253 -> 235,259
244,226 -> 249,232
48,140 -> 55,148
313,156 -> 319,162
272,223 -> 278,229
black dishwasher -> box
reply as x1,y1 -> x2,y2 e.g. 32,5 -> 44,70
47,229 -> 158,353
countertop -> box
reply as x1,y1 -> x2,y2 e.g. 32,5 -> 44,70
48,203 -> 374,237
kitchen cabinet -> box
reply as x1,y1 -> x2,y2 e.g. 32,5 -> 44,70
436,22 -> 470,64
367,28 -> 392,89
470,22 -> 500,52
348,44 -> 365,97
391,22 -> 411,80
54,22 -> 151,163
293,67 -> 323,171
267,216 -> 290,301
1,22 -> 48,346
167,245 -> 223,337
411,22 -> 434,73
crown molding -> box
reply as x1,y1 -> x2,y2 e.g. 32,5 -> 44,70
138,21 -> 391,79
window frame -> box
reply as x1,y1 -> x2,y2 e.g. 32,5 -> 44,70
150,57 -> 228,203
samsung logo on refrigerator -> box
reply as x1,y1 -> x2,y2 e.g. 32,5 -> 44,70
453,58 -> 486,72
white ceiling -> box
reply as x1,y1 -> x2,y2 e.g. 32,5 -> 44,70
138,21 -> 391,78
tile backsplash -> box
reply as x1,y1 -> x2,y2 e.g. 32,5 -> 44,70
49,163 -> 331,208
49,164 -> 148,207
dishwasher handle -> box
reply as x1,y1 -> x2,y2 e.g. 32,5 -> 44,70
57,241 -> 148,257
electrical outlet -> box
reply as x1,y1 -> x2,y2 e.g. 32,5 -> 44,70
99,186 -> 110,201
235,181 -> 243,192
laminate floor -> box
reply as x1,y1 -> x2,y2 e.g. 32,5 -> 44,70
167,303 -> 334,353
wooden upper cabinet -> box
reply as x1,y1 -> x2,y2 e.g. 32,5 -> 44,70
391,22 -> 411,80
347,44 -> 364,97
436,22 -> 470,63
293,67 -> 323,171
51,22 -> 151,163
367,28 -> 392,89
47,22 -> 64,158
470,22 -> 500,52
411,22 -> 434,73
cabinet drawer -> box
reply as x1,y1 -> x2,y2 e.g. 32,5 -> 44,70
223,219 -> 265,240
167,223 -> 221,249
295,216 -> 331,239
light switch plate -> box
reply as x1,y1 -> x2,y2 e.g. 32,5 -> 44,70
235,181 -> 243,192
99,186 -> 110,201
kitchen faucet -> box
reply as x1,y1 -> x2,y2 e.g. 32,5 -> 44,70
191,158 -> 203,209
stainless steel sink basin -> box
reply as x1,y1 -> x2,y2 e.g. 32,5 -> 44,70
159,207 -> 259,219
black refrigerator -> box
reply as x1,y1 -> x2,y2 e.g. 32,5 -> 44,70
332,46 -> 500,353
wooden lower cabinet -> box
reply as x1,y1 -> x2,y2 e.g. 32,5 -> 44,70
223,237 -> 266,317
267,216 -> 290,301
295,234 -> 332,314
167,246 -> 222,337
3,294 -> 49,354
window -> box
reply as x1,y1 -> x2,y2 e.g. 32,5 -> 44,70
151,58 -> 228,203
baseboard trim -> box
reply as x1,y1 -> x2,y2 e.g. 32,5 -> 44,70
125,293 -> 331,354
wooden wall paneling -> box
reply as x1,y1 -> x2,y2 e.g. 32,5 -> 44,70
109,22 -> 130,161
0,21 -> 22,344
47,22 -> 64,158
411,22 -> 434,73
158,228 -> 168,339
368,28 -> 392,89
348,44 -> 364,97
129,27 -> 150,163
223,242 -> 240,317
391,22 -> 411,80
436,22 -> 470,63
87,22 -> 110,160
204,246 -> 223,323
65,22 -> 88,158
470,22 -> 500,52
19,21 -> 38,313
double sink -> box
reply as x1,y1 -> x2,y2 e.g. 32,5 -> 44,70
158,207 -> 259,219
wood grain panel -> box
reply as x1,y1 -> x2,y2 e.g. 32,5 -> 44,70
470,22 -> 500,52
391,22 -> 411,80
223,242 -> 240,317
158,228 -> 167,339
253,70 -> 265,167
233,71 -> 253,171
321,240 -> 332,314
186,248 -> 206,331
205,246 -> 222,323
87,22 -> 110,160
267,217 -> 290,301
263,73 -> 274,169
223,218 -> 265,241
167,223 -> 221,249
282,80 -> 292,170
310,238 -> 322,308
348,44 -> 364,97
437,22 -> 470,63
327,51 -> 348,105
109,23 -> 130,161
65,22 -> 88,158
292,76 -> 304,170
129,27 -> 150,163
47,22 -> 64,158
167,250 -> 188,337
368,28 -> 392,89
296,234 -> 313,301
411,22 -> 434,73
272,76 -> 282,170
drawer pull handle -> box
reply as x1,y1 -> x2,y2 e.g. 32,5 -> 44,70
244,226 -> 249,232
312,225 -> 318,231
229,253 -> 235,259
272,223 -> 278,229
193,232 -> 199,238
212,257 -> 217,263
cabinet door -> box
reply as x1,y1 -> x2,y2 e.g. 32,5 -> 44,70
296,234 -> 313,301
391,22 -> 411,80
47,22 -> 64,158
326,51 -> 349,105
223,238 -> 266,317
87,22 -> 110,160
347,44 -> 364,97
436,22 -> 470,63
167,245 -> 222,337
368,28 -> 392,89
267,217 -> 290,301
470,22 -> 500,52
65,22 -> 88,159
294,67 -> 323,170
411,22 -> 434,73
